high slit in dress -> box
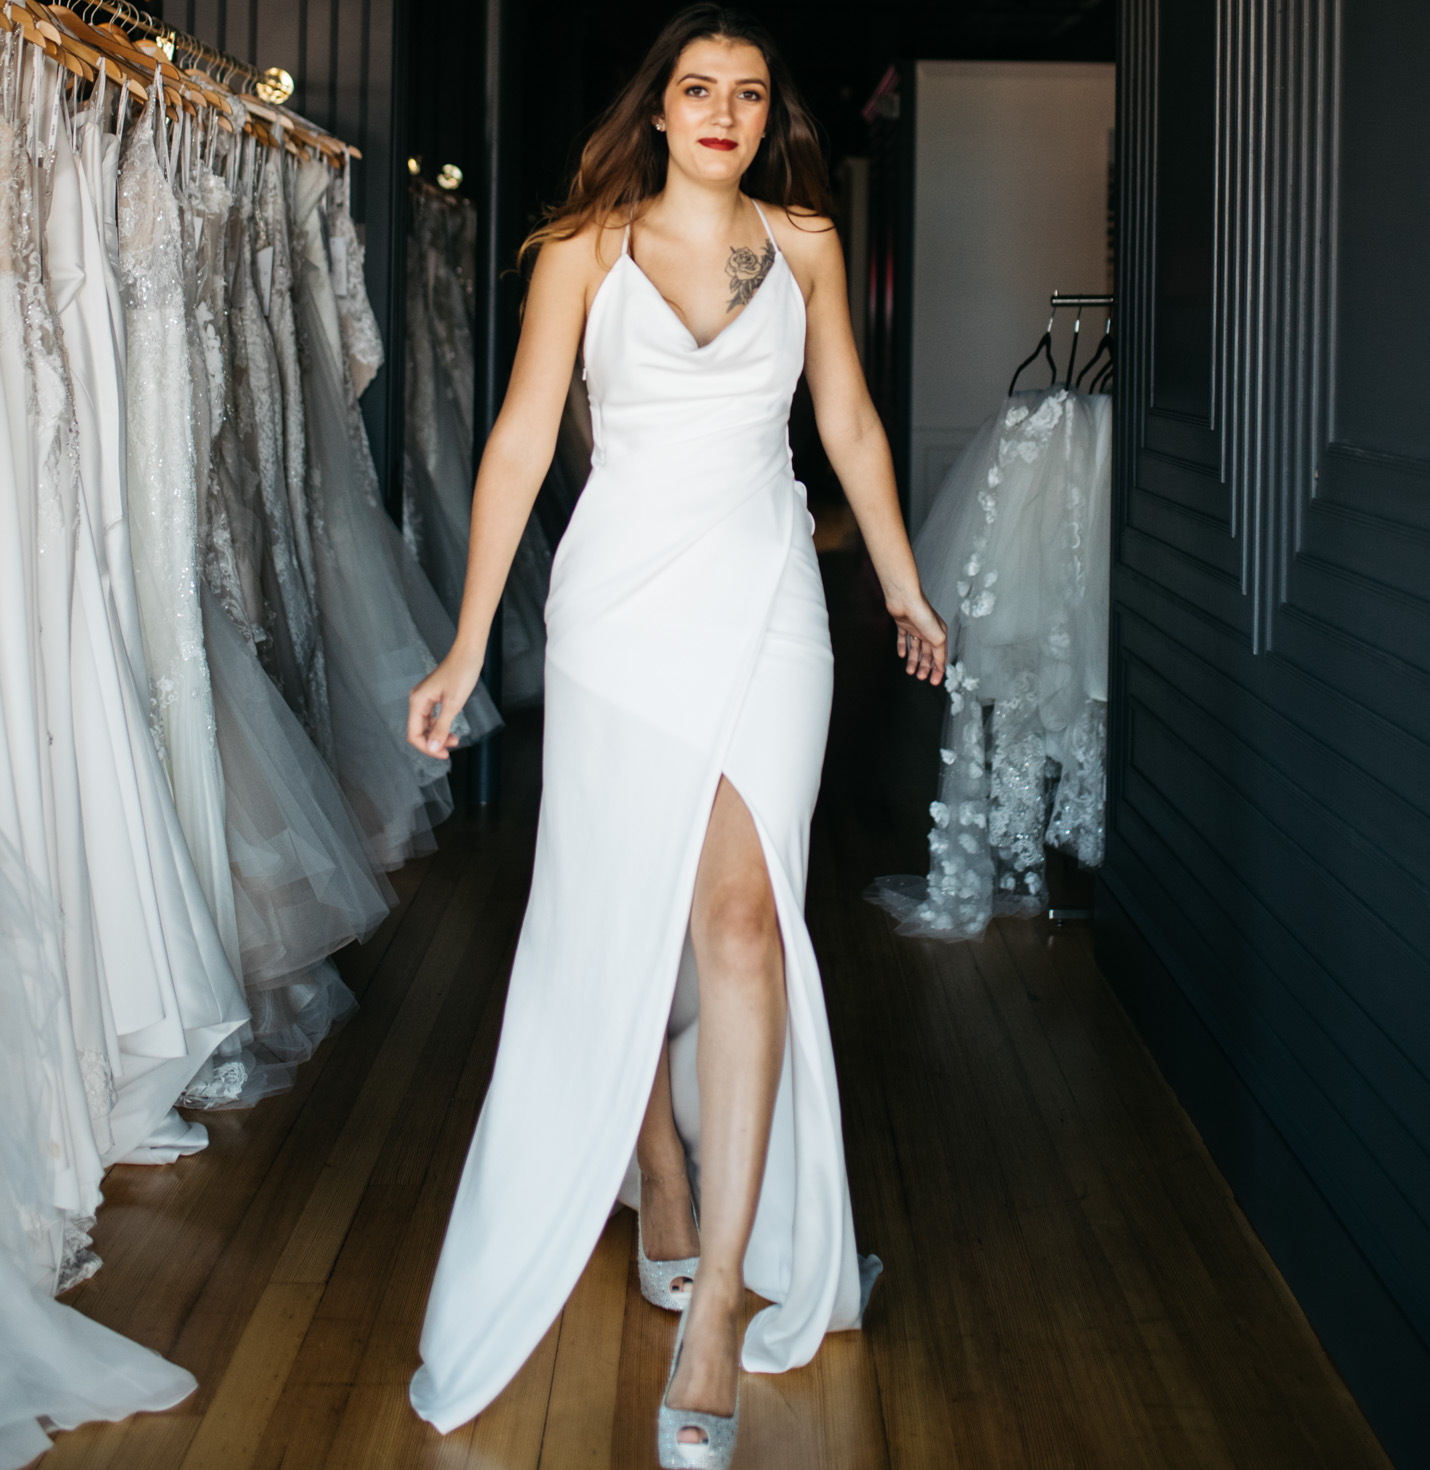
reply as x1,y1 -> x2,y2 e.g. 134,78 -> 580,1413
410,202 -> 879,1433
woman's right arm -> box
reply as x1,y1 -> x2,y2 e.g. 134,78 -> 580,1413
407,230 -> 595,758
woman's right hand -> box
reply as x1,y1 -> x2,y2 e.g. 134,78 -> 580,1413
407,650 -> 484,761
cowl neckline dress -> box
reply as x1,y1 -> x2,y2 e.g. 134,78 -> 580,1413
411,203 -> 878,1434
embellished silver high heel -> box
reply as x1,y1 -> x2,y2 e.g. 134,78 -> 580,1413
636,1195 -> 700,1312
657,1307 -> 739,1470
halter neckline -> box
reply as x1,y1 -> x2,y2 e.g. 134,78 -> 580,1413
622,196 -> 779,258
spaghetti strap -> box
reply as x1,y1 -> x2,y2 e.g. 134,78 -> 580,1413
750,197 -> 778,254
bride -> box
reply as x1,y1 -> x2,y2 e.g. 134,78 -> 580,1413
405,6 -> 947,1465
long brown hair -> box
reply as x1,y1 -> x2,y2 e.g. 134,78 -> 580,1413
519,4 -> 831,271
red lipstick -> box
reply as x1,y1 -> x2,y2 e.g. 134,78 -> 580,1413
698,137 -> 737,150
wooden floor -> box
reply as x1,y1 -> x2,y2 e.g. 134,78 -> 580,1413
45,541 -> 1391,1470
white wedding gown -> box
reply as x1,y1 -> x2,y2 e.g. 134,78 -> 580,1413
54,76 -> 248,1154
411,205 -> 877,1433
0,832 -> 196,1470
870,388 -> 1111,940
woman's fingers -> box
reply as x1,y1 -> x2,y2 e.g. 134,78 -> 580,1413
407,679 -> 453,759
407,684 -> 435,752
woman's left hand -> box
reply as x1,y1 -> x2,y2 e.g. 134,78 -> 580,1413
888,592 -> 948,685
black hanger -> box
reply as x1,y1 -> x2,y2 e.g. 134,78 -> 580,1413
1075,318 -> 1114,391
1008,315 -> 1058,396
1062,308 -> 1085,388
1090,354 -> 1115,395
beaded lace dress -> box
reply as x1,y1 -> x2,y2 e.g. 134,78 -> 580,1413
117,87 -> 244,981
290,158 -> 498,868
327,155 -> 383,398
240,135 -> 334,757
170,125 -> 390,1099
870,388 -> 1111,940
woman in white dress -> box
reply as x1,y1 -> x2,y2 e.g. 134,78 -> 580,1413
406,8 -> 946,1465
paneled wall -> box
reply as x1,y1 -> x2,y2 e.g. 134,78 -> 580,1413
158,0 -> 409,502
1103,2 -> 1429,1464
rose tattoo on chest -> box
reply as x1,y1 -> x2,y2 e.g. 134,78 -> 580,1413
726,238 -> 775,313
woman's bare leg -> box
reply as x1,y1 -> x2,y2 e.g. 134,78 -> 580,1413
637,1040 -> 701,1264
666,776 -> 786,1437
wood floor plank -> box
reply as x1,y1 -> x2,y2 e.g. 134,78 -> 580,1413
178,1282 -> 325,1470
538,1210 -> 633,1470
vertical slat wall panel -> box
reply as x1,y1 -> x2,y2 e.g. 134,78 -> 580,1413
156,0 -> 408,507
1102,2 -> 1430,1465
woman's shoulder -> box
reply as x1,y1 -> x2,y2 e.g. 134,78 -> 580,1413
756,201 -> 839,262
534,214 -> 630,282
754,200 -> 841,302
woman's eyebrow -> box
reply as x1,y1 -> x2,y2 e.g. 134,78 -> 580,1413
675,73 -> 767,86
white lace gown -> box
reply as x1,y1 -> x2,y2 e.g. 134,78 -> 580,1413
870,388 -> 1111,940
53,77 -> 248,1158
289,159 -> 499,869
410,207 -> 877,1433
117,90 -> 243,978
0,65 -> 106,1269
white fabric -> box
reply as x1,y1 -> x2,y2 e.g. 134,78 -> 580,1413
870,388 -> 1111,940
411,203 -> 875,1434
0,832 -> 195,1470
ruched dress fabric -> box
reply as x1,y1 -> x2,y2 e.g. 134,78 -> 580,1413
411,205 -> 876,1434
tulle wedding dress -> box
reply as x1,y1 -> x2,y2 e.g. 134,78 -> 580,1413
411,204 -> 877,1434
870,387 -> 1111,940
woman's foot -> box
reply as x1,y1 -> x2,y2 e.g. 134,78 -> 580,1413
639,1169 -> 702,1262
665,1275 -> 740,1442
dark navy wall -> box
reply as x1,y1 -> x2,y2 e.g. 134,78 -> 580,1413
1102,2 -> 1430,1465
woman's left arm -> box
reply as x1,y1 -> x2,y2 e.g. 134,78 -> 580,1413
789,215 -> 948,684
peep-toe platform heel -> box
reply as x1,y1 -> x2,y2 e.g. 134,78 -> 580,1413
656,1309 -> 739,1470
636,1201 -> 700,1312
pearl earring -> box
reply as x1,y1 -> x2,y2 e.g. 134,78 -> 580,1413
655,120 -> 665,132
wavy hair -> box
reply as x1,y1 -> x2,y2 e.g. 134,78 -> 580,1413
518,4 -> 830,271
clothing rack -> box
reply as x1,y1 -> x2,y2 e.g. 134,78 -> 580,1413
3,0 -> 360,160
78,0 -> 268,90
1051,292 -> 1113,310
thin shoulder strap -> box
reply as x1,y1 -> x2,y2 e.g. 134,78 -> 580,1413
749,197 -> 779,254
621,216 -> 632,257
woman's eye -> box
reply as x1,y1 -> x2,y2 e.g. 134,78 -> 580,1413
684,85 -> 708,97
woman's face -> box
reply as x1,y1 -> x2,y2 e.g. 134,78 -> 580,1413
657,38 -> 771,185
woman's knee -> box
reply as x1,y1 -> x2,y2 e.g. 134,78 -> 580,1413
695,881 -> 780,983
